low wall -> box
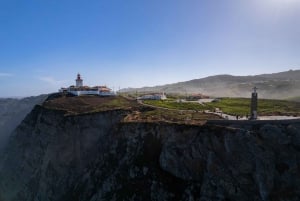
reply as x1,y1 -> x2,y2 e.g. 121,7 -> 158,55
206,119 -> 300,126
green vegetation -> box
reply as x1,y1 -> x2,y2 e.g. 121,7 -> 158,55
143,98 -> 300,116
257,99 -> 300,116
143,100 -> 212,111
44,94 -> 300,120
207,98 -> 300,116
206,98 -> 250,116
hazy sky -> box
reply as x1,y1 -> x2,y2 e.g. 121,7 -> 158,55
0,0 -> 299,97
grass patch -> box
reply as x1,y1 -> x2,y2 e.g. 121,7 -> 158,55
143,98 -> 300,116
206,98 -> 300,116
143,100 -> 212,111
257,99 -> 300,116
206,98 -> 250,116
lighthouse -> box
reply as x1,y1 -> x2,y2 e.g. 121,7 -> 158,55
59,73 -> 115,96
250,87 -> 258,120
76,73 -> 83,87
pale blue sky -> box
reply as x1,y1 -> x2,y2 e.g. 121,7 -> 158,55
0,0 -> 299,97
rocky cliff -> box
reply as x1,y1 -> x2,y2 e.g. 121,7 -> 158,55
0,105 -> 300,201
0,95 -> 47,151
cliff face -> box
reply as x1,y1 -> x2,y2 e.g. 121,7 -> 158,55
0,95 -> 47,151
0,105 -> 300,201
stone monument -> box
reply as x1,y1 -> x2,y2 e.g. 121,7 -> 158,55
250,87 -> 258,120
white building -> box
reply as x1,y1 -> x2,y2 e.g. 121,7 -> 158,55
59,73 -> 115,96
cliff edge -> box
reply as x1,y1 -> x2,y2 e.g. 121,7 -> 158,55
0,102 -> 300,201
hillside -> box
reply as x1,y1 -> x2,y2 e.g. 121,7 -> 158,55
121,70 -> 300,99
0,101 -> 299,201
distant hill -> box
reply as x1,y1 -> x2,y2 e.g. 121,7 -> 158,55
121,70 -> 300,99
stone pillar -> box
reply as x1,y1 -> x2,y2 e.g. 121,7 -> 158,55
250,87 -> 258,120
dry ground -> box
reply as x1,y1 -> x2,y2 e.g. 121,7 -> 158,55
43,94 -> 221,124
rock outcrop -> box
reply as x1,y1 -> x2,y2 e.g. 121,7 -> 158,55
0,105 -> 299,201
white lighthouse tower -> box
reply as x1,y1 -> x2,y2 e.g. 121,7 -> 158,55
76,73 -> 83,87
